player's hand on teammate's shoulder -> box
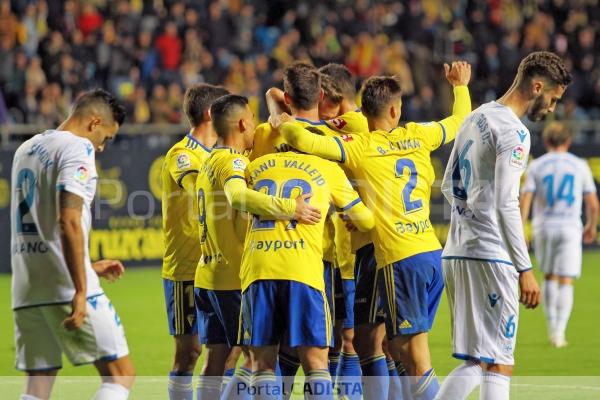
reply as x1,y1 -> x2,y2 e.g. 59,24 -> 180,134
269,112 -> 294,130
93,259 -> 125,282
293,193 -> 322,225
63,292 -> 87,331
444,61 -> 472,87
518,270 -> 541,309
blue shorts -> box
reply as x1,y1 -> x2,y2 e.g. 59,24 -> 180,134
335,268 -> 355,329
324,261 -> 335,322
378,250 -> 444,338
354,243 -> 384,325
240,280 -> 333,348
163,279 -> 197,336
195,288 -> 241,346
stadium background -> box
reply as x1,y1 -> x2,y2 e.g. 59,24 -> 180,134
0,0 -> 599,396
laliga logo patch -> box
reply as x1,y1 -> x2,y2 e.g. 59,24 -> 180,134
176,153 -> 191,170
75,166 -> 89,182
232,158 -> 246,171
509,145 -> 526,168
330,118 -> 347,129
341,134 -> 353,142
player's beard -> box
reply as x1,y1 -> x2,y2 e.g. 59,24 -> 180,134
527,94 -> 549,122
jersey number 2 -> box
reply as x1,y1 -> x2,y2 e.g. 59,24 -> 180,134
395,159 -> 423,214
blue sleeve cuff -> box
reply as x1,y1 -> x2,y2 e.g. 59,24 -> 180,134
333,136 -> 346,163
338,197 -> 361,212
436,122 -> 447,146
223,175 -> 246,185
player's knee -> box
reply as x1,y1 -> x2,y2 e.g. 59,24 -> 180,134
559,276 -> 573,285
484,363 -> 513,376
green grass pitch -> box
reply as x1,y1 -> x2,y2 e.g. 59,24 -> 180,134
1,251 -> 599,398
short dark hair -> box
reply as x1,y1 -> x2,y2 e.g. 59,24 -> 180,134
319,63 -> 356,100
72,89 -> 126,125
320,74 -> 343,105
283,62 -> 321,110
518,51 -> 572,88
183,84 -> 230,128
542,121 -> 572,147
360,76 -> 403,118
210,94 -> 249,138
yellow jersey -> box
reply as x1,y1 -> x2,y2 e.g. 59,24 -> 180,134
161,134 -> 212,281
240,151 -> 371,291
280,85 -> 471,267
194,147 -> 249,290
250,117 -> 345,263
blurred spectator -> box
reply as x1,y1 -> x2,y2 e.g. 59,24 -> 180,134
156,21 -> 182,71
0,0 -> 597,130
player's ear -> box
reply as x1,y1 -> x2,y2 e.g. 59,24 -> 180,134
239,118 -> 246,133
204,109 -> 212,122
531,79 -> 543,96
389,103 -> 397,120
318,88 -> 324,102
283,92 -> 292,106
89,115 -> 101,132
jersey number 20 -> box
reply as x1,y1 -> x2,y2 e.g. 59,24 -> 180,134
251,178 -> 311,230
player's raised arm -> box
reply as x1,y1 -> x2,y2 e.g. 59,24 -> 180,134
58,190 -> 87,330
428,62 -> 472,148
265,87 -> 290,116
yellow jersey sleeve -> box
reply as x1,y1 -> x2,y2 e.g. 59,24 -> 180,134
167,148 -> 202,194
325,110 -> 369,136
333,213 -> 355,279
327,162 -> 374,232
408,85 -> 471,150
280,122 -> 367,171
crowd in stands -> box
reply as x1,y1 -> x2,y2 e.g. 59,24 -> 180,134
0,0 -> 599,130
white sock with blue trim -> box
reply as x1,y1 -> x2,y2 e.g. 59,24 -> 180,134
435,360 -> 482,400
479,372 -> 510,400
93,382 -> 129,400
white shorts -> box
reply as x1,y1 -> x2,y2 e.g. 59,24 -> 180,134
533,228 -> 582,278
443,258 -> 519,366
14,294 -> 129,371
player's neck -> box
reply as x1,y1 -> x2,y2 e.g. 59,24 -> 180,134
368,117 -> 395,132
223,135 -> 246,154
58,118 -> 89,141
548,146 -> 569,153
189,122 -> 218,148
339,100 -> 359,114
497,86 -> 529,119
292,107 -> 320,122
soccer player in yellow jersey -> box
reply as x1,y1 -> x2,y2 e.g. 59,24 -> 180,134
239,148 -> 374,400
160,83 -> 228,399
194,94 -> 322,399
277,62 -> 472,400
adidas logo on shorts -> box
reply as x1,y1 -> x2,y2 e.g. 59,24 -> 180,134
400,320 -> 412,329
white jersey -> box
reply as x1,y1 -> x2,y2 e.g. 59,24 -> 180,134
441,101 -> 531,272
522,152 -> 596,231
11,130 -> 102,310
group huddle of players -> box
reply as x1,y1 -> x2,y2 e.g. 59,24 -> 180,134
161,52 -> 577,400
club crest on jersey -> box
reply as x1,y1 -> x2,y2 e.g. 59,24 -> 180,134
516,129 -> 527,143
509,145 -> 526,168
232,158 -> 246,171
75,165 -> 89,182
176,153 -> 191,169
86,143 -> 94,156
330,117 -> 347,129
341,134 -> 353,142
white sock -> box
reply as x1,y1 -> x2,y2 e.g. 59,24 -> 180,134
435,361 -> 482,400
21,395 -> 43,400
479,372 -> 510,400
543,280 -> 559,335
555,284 -> 574,340
93,383 -> 129,400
